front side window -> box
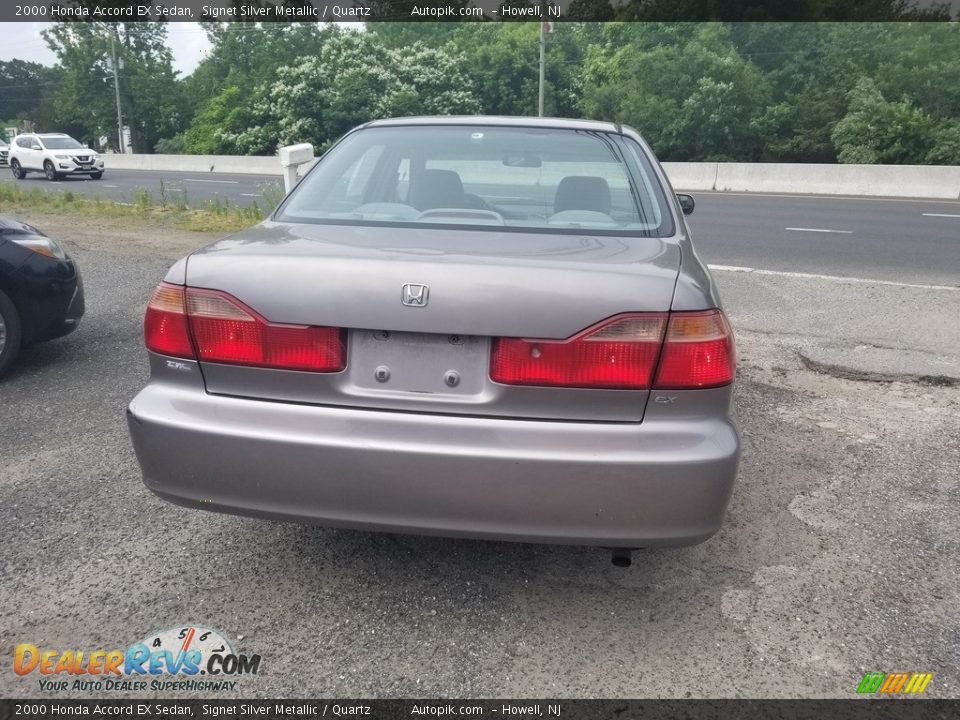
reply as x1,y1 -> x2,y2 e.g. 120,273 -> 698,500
277,125 -> 674,237
40,136 -> 83,150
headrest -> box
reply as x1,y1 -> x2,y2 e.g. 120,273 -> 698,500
554,176 -> 612,215
408,169 -> 465,210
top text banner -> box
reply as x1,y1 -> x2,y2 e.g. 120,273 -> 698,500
3,0 -> 959,23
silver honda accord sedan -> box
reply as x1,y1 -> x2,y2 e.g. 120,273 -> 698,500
127,117 -> 739,558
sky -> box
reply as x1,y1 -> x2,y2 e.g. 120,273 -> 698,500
0,22 -> 213,76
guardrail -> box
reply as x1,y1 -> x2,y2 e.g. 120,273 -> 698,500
102,151 -> 960,201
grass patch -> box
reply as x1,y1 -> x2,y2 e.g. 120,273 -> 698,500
0,181 -> 267,233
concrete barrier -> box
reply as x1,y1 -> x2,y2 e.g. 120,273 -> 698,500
103,153 -> 281,176
664,161 -> 960,200
101,153 -> 960,200
661,163 -> 719,192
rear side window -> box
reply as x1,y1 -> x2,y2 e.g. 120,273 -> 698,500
278,125 -> 675,237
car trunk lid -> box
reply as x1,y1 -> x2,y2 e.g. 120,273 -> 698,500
185,221 -> 680,421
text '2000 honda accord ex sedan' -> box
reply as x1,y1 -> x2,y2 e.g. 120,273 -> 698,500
126,117 -> 740,556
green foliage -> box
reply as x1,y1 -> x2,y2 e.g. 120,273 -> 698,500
21,18 -> 958,166
229,29 -> 481,155
614,0 -> 953,21
447,22 -> 584,117
831,77 -> 935,164
183,86 -> 252,155
40,23 -> 184,152
131,187 -> 154,211
925,121 -> 960,165
154,135 -> 186,154
0,60 -> 56,124
581,24 -> 769,161
578,21 -> 960,164
565,0 -> 615,21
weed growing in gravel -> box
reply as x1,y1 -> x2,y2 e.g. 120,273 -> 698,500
132,187 -> 153,211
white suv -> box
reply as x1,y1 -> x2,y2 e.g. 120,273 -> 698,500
9,133 -> 104,181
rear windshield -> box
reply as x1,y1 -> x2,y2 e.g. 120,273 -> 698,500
277,125 -> 675,237
40,136 -> 84,149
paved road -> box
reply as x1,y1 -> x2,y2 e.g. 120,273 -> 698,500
688,192 -> 960,287
4,168 -> 958,285
1,215 -> 958,699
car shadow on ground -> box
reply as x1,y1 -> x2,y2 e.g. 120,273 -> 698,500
9,175 -> 101,182
2,334 -> 84,382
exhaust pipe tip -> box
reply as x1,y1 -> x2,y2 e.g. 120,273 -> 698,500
610,548 -> 633,567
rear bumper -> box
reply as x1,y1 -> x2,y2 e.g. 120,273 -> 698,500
127,383 -> 740,547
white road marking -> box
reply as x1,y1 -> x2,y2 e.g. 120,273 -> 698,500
707,264 -> 959,292
784,227 -> 853,234
240,193 -> 263,197
922,213 -> 960,218
103,184 -> 118,188
679,189 -> 960,205
182,178 -> 240,184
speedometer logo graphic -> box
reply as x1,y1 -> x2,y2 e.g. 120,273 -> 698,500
139,626 -> 235,661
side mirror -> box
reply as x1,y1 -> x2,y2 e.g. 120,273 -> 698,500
31,145 -> 42,151
676,193 -> 695,216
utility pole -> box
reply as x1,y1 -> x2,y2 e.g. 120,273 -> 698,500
538,14 -> 554,117
109,24 -> 125,154
538,20 -> 546,117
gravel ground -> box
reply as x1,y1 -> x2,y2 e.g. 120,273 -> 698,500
1,213 -> 957,699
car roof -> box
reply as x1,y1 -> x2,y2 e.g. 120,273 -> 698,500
37,133 -> 72,138
363,116 -> 625,133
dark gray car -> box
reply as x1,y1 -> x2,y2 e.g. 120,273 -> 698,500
127,117 -> 739,557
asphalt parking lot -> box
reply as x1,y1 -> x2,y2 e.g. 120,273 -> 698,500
1,212 -> 958,699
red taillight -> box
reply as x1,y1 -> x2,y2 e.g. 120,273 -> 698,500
144,282 -> 345,373
144,283 -> 193,358
654,310 -> 735,389
490,314 -> 668,389
490,309 -> 734,391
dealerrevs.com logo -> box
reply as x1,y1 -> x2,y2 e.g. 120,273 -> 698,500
14,625 -> 261,693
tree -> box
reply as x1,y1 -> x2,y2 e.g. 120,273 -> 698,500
443,22 -> 582,118
580,24 -> 769,160
831,76 -> 935,163
614,0 -> 954,21
183,86 -> 252,155
565,0 -> 615,21
359,0 -> 475,20
0,60 -> 56,125
41,23 -> 182,152
228,29 -> 480,155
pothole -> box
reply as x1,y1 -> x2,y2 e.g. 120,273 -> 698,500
797,351 -> 959,387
